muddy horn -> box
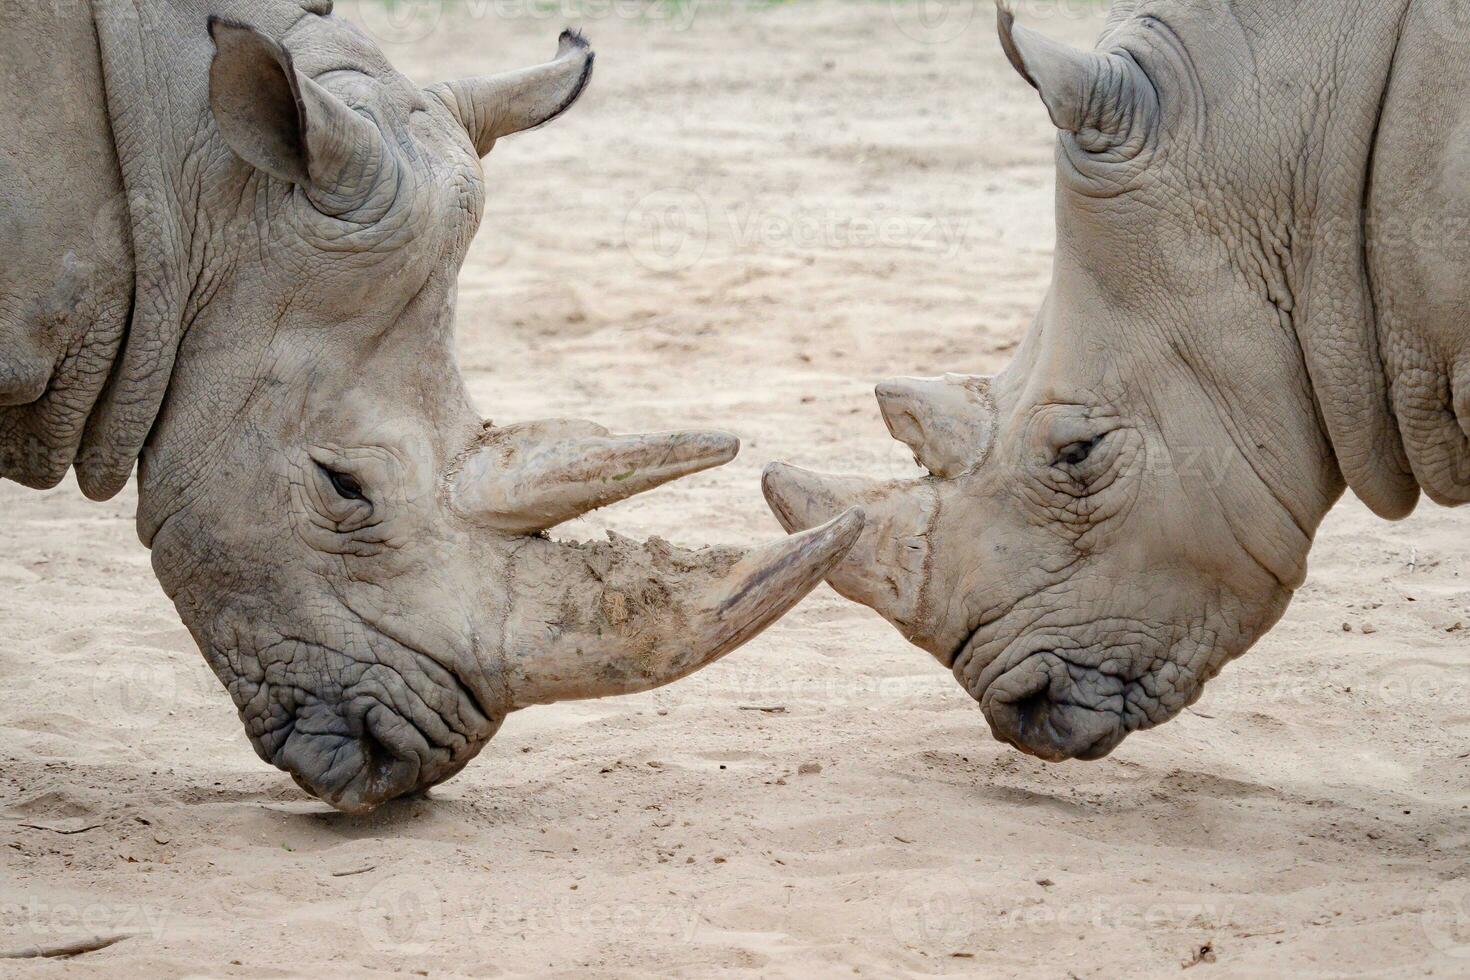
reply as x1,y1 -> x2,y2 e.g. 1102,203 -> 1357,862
500,509 -> 866,707
451,416 -> 866,706
758,373 -> 1002,653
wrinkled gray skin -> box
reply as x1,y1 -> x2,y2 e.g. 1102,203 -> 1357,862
0,0 -> 863,812
766,0 -> 1469,763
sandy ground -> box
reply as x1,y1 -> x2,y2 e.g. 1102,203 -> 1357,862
4,1 -> 1470,976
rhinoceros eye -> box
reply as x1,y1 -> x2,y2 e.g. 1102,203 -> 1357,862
319,463 -> 367,502
1055,437 -> 1100,467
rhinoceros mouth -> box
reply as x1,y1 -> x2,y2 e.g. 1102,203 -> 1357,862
978,651 -> 1133,762
275,703 -> 428,813
222,632 -> 501,812
957,626 -> 1188,762
958,607 -> 1212,715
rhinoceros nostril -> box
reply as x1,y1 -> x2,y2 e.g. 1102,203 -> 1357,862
981,654 -> 1078,762
276,707 -> 426,814
343,709 -> 429,810
991,689 -> 1055,756
315,731 -> 423,814
981,653 -> 1128,763
359,728 -> 397,783
1010,689 -> 1051,739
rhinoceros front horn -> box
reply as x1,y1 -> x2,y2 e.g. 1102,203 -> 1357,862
760,375 -> 1001,653
429,30 -> 595,157
452,419 -> 866,706
763,463 -> 939,652
499,509 -> 865,707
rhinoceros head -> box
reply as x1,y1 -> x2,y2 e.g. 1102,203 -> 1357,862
138,16 -> 862,812
764,4 -> 1351,762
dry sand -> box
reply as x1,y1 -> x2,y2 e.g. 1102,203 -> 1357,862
3,2 -> 1469,976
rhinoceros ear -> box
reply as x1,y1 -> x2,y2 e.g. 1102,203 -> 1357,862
995,3 -> 1157,154
428,30 -> 594,157
207,18 -> 398,217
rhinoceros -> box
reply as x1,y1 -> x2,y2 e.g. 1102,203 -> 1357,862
0,0 -> 863,812
764,0 -> 1466,763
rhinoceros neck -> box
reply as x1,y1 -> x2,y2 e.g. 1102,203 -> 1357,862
72,0 -> 204,503
0,3 -> 133,494
1362,3 -> 1470,509
0,0 -> 334,510
1228,0 -> 1419,520
74,0 -> 333,507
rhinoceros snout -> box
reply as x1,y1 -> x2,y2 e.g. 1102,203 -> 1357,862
979,652 -> 1129,763
280,730 -> 417,815
271,699 -> 482,814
